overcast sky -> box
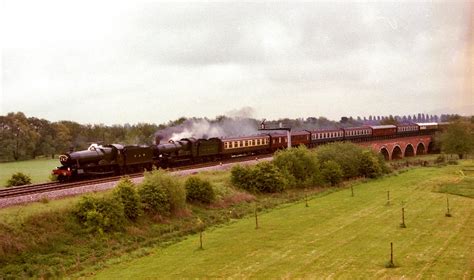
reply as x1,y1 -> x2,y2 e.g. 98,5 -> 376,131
1,0 -> 472,125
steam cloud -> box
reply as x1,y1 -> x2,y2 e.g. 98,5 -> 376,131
156,107 -> 260,142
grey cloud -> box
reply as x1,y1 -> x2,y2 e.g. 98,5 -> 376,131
2,1 -> 472,124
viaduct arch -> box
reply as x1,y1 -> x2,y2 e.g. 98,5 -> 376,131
358,135 -> 432,160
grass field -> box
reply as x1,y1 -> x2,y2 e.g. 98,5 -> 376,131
0,158 -> 58,187
91,164 -> 474,279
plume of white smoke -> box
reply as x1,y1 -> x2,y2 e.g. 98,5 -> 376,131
155,107 -> 260,142
169,119 -> 225,140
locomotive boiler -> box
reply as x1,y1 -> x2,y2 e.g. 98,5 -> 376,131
53,143 -> 153,181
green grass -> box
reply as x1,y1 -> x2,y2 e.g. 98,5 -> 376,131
436,171 -> 474,198
0,158 -> 58,187
0,191 -> 108,226
91,164 -> 474,279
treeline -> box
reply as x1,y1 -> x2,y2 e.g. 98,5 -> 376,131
0,111 -> 468,162
0,112 -> 164,161
340,113 -> 453,126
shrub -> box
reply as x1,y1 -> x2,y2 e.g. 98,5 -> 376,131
447,159 -> 459,165
139,170 -> 186,215
316,142 -> 363,178
320,160 -> 343,186
230,165 -> 255,192
185,176 -> 216,204
113,177 -> 142,221
358,150 -> 383,178
273,146 -> 320,187
73,196 -> 126,234
138,180 -> 170,215
251,162 -> 288,193
231,163 -> 287,193
316,142 -> 387,179
6,172 -> 31,187
435,155 -> 446,164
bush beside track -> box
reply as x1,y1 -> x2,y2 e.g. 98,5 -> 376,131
0,144 -> 467,278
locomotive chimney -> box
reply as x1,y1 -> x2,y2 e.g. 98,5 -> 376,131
155,135 -> 162,145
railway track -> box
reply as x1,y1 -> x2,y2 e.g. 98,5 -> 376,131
0,154 -> 272,199
0,174 -> 145,199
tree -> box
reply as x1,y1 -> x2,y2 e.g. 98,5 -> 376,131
320,160 -> 343,186
52,122 -> 72,154
29,117 -> 55,158
113,177 -> 142,221
0,112 -> 38,161
358,150 -> 383,178
273,146 -> 319,187
380,115 -> 398,125
439,121 -> 474,159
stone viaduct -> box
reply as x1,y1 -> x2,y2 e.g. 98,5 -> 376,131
357,135 -> 433,160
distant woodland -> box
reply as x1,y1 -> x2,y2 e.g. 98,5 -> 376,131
0,111 -> 461,162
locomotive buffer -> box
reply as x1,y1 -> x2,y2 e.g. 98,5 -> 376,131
258,119 -> 292,149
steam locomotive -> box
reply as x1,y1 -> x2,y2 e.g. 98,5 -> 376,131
52,122 -> 442,181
